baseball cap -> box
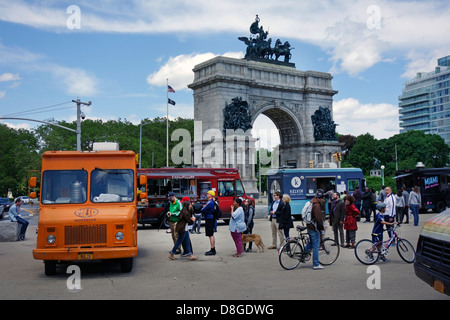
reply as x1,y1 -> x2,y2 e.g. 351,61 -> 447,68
168,192 -> 175,197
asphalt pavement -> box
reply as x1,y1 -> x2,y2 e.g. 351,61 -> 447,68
0,204 -> 448,301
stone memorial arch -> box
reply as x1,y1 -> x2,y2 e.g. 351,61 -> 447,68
187,16 -> 342,196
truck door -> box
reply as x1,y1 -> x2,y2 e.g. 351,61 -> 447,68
218,180 -> 235,216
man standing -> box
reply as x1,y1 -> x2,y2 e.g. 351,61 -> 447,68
268,191 -> 285,249
201,190 -> 217,255
362,187 -> 373,222
9,198 -> 29,241
383,187 -> 397,238
167,192 -> 182,253
329,192 -> 345,247
304,189 -> 325,270
401,186 -> 410,224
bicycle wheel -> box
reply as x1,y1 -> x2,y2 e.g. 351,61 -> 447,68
354,239 -> 380,265
279,241 -> 303,270
396,238 -> 416,263
319,238 -> 340,265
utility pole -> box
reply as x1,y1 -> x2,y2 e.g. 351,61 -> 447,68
72,99 -> 91,151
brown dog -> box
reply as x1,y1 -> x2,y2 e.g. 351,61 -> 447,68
241,233 -> 265,253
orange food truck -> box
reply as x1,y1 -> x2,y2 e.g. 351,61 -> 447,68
136,168 -> 254,228
31,147 -> 147,275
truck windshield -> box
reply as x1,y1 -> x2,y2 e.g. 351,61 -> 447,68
41,170 -> 88,204
91,169 -> 134,203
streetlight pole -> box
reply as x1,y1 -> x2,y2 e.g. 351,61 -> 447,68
72,99 -> 91,151
381,165 -> 385,186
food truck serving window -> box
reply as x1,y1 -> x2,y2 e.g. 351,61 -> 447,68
91,169 -> 134,203
42,170 -> 88,204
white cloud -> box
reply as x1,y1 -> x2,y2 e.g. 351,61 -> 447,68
147,51 -> 244,91
49,65 -> 99,96
0,91 -> 5,99
333,98 -> 399,139
1,121 -> 32,131
1,0 -> 448,76
0,73 -> 21,82
0,40 -> 98,97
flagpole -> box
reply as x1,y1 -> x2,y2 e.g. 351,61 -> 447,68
166,78 -> 169,167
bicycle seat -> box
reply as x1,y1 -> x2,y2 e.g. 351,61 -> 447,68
296,225 -> 307,232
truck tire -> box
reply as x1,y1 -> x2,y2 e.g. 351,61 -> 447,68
44,260 -> 57,276
120,258 -> 133,273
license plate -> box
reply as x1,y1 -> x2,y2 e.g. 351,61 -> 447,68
433,280 -> 445,294
77,253 -> 94,260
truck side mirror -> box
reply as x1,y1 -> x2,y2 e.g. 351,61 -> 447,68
139,175 -> 147,186
29,176 -> 37,188
139,192 -> 147,200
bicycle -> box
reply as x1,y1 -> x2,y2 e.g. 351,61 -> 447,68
354,222 -> 416,265
279,224 -> 340,270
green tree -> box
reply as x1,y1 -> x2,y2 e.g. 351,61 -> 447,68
0,124 -> 40,197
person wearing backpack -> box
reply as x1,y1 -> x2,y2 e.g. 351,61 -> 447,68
303,189 -> 325,270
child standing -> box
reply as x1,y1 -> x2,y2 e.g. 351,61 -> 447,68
372,202 -> 395,261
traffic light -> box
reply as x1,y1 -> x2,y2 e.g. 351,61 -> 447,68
309,160 -> 314,168
333,153 -> 338,162
337,152 -> 341,161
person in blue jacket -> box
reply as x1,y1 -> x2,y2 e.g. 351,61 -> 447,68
201,190 -> 216,256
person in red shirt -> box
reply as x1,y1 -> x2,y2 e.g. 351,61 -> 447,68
344,195 -> 360,248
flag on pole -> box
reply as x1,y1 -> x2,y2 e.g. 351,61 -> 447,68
168,98 -> 176,106
167,85 -> 175,93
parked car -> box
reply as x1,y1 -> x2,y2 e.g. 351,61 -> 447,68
17,196 -> 29,204
0,197 -> 11,218
414,209 -> 450,296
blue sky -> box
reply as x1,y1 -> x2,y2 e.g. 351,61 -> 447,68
0,0 -> 449,149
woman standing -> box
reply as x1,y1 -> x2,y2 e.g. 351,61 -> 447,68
229,198 -> 247,257
408,186 -> 421,226
344,195 -> 359,248
394,190 -> 405,222
279,194 -> 294,241
169,201 -> 197,261
244,198 -> 255,252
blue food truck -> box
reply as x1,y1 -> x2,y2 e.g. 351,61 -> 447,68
267,168 -> 366,218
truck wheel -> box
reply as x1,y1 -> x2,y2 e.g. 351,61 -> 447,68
44,260 -> 57,276
120,258 -> 133,273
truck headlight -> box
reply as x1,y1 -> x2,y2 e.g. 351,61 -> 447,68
47,234 -> 56,244
115,231 -> 124,241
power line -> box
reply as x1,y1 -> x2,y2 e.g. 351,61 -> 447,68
1,101 -> 73,117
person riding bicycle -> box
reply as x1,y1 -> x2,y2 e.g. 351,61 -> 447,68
372,202 -> 395,261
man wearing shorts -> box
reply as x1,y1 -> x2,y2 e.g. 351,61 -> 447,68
201,190 -> 216,256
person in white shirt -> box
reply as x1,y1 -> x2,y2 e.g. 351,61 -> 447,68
383,187 -> 396,238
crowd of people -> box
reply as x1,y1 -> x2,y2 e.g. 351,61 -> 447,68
165,190 -> 257,261
164,184 -> 422,268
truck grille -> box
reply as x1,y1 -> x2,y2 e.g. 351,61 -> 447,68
65,224 -> 107,246
422,237 -> 450,267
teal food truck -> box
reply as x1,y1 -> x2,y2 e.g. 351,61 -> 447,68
267,168 -> 366,218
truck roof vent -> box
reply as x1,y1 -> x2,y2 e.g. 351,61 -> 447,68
92,142 -> 119,151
